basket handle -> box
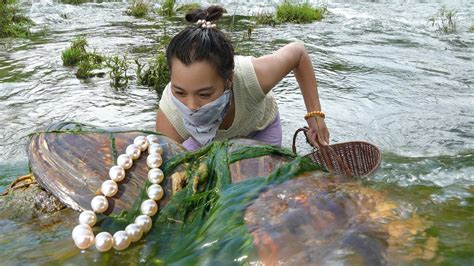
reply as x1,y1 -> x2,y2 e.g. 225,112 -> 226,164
292,127 -> 353,177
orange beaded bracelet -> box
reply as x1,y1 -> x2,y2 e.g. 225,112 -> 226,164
304,111 -> 325,120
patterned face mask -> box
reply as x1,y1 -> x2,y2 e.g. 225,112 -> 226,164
170,88 -> 232,145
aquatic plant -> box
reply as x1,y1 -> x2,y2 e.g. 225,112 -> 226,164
276,1 -> 326,24
469,25 -> 474,33
176,3 -> 201,14
136,52 -> 169,95
76,53 -> 105,79
0,0 -> 34,38
62,47 -> 84,67
62,37 -> 105,79
428,6 -> 457,34
126,0 -> 151,18
254,11 -> 279,26
106,55 -> 130,89
62,37 -> 88,66
59,0 -> 89,5
157,0 -> 176,17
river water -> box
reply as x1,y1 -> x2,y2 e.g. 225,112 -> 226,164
0,0 -> 473,264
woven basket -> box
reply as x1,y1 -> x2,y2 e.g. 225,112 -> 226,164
292,127 -> 381,178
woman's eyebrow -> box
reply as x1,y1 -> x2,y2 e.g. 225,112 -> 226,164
172,84 -> 214,92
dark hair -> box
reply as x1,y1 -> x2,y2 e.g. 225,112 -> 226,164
166,5 -> 234,82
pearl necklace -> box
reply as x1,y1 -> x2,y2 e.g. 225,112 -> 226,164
72,135 -> 165,252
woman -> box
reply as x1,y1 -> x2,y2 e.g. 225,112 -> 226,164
156,5 -> 329,151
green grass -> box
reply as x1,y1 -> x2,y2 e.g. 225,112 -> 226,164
176,3 -> 200,14
62,47 -> 84,66
0,0 -> 34,38
428,6 -> 457,34
254,11 -> 279,26
157,0 -> 176,17
276,2 -> 326,24
62,37 -> 88,66
136,52 -> 169,95
106,56 -> 130,89
126,0 -> 151,18
61,37 -> 105,79
58,0 -> 89,5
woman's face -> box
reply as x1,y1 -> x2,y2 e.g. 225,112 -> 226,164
170,58 -> 227,110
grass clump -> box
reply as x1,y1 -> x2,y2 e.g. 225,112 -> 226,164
157,0 -> 176,17
176,3 -> 200,14
276,1 -> 326,24
428,6 -> 457,34
106,56 -> 130,89
61,37 -> 105,79
0,0 -> 34,38
61,37 -> 88,66
254,11 -> 279,26
470,25 -> 474,32
59,0 -> 89,4
136,52 -> 169,95
126,0 -> 151,18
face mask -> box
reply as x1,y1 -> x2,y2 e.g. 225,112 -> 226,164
170,88 -> 232,145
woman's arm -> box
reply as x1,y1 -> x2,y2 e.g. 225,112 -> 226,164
252,42 -> 329,145
156,109 -> 185,143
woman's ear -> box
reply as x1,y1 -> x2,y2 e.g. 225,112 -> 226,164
227,71 -> 235,89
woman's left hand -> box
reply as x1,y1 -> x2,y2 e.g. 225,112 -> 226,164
306,116 -> 330,147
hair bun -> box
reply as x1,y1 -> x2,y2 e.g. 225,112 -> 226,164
185,5 -> 225,23
206,5 -> 225,21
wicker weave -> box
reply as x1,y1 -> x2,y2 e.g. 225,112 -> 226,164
292,127 -> 381,178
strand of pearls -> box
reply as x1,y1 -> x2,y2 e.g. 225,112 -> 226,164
72,135 -> 165,252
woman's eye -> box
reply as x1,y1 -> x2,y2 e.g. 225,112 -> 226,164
174,91 -> 185,96
199,94 -> 212,98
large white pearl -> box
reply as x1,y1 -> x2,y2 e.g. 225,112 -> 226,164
117,154 -> 133,170
72,224 -> 92,239
141,199 -> 158,216
125,223 -> 143,242
72,224 -> 94,249
146,153 -> 162,169
148,143 -> 163,155
148,168 -> 164,184
91,195 -> 109,213
95,232 -> 114,252
135,215 -> 152,233
125,144 -> 141,160
101,180 -> 118,197
79,210 -> 97,226
134,136 -> 148,151
146,134 -> 159,144
147,184 -> 164,201
109,165 -> 125,182
113,230 -> 131,250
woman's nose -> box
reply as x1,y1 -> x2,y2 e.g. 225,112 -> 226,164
185,98 -> 200,111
